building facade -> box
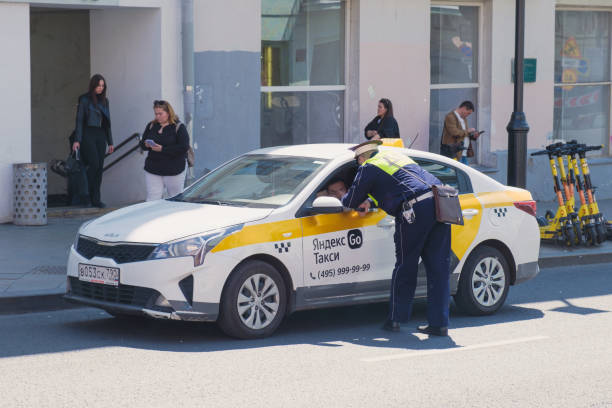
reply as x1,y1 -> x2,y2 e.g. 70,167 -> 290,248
2,0 -> 612,223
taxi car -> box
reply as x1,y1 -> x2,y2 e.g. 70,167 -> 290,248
65,143 -> 540,338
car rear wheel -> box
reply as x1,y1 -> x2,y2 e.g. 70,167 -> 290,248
454,246 -> 510,316
218,260 -> 287,339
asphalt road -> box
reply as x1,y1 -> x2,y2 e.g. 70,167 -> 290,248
1,264 -> 611,408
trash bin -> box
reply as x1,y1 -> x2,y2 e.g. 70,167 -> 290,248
13,162 -> 47,226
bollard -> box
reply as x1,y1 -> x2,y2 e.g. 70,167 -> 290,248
13,162 -> 48,225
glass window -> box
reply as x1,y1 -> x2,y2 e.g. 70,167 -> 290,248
261,90 -> 344,147
555,11 -> 610,84
261,0 -> 346,147
413,158 -> 473,194
262,0 -> 345,86
429,5 -> 479,157
429,88 -> 478,153
554,10 -> 611,151
554,85 -> 610,146
174,155 -> 328,208
431,5 -> 479,84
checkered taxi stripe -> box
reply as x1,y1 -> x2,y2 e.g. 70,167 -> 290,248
493,208 -> 508,217
274,242 -> 291,253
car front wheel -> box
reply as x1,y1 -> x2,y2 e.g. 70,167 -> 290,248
454,246 -> 510,315
218,260 -> 287,339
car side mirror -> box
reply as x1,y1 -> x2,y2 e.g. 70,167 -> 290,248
311,196 -> 344,214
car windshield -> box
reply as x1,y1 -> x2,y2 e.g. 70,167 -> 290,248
172,154 -> 329,208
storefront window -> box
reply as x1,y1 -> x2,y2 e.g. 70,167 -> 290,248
430,5 -> 479,84
429,5 -> 479,154
261,0 -> 345,147
554,11 -> 611,151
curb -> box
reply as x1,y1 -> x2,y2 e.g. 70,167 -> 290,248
538,241 -> 612,269
538,251 -> 612,269
0,292 -> 79,315
47,206 -> 116,218
2,247 -> 612,315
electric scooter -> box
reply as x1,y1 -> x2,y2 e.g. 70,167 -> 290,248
564,141 -> 598,245
531,147 -> 576,246
575,144 -> 607,243
551,143 -> 583,245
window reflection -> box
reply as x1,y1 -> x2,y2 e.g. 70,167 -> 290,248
430,6 -> 479,84
261,0 -> 345,87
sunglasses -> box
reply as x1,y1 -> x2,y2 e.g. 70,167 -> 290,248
153,100 -> 168,106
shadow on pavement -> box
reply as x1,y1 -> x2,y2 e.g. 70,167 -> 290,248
3,262 -> 612,359
0,300 -> 543,359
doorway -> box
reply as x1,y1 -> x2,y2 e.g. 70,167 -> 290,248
30,8 -> 91,206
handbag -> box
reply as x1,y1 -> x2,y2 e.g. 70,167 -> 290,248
64,149 -> 83,174
383,155 -> 464,225
175,122 -> 195,168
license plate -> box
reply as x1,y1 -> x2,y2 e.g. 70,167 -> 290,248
78,263 -> 120,286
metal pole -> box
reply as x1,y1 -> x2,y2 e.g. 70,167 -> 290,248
181,0 -> 194,135
181,0 -> 195,183
506,0 -> 529,188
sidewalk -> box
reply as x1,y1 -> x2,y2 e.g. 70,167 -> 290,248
2,200 -> 612,314
0,215 -> 94,313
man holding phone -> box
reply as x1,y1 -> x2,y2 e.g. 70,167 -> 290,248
440,100 -> 482,165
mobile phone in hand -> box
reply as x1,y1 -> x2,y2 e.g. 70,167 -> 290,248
145,139 -> 156,147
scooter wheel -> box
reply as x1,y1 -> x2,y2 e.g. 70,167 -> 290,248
574,224 -> 584,246
596,221 -> 606,244
585,224 -> 597,246
545,210 -> 555,220
564,225 -> 576,247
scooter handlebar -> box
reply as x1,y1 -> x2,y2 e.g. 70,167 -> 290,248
531,150 -> 551,156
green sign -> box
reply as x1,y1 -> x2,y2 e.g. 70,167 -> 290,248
512,58 -> 537,83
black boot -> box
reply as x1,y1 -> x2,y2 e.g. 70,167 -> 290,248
417,325 -> 448,337
382,319 -> 400,332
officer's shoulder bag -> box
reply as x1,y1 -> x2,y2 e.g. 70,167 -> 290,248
430,184 -> 464,225
383,155 -> 464,225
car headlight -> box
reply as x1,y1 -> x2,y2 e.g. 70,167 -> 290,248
148,224 -> 243,266
73,219 -> 96,249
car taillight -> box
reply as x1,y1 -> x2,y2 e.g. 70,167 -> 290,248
514,200 -> 536,217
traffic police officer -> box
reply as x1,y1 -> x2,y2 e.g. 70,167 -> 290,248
342,140 -> 452,336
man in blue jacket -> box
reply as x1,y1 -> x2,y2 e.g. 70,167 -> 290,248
342,140 -> 451,336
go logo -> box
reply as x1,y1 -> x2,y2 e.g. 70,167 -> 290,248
347,229 -> 363,249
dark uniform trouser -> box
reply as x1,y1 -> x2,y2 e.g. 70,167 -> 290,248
80,126 -> 107,205
389,196 -> 452,327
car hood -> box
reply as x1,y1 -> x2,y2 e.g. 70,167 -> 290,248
79,200 -> 274,244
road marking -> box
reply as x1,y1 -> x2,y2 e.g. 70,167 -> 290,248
361,335 -> 549,362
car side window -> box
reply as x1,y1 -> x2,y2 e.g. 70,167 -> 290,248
296,161 -> 358,218
413,159 -> 473,194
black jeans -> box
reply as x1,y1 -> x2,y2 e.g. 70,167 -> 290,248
80,126 -> 107,205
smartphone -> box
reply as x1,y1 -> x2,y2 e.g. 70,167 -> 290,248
145,139 -> 155,147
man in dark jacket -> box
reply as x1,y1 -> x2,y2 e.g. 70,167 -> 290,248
342,140 -> 451,336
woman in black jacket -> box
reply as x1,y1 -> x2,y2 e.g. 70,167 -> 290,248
364,98 -> 400,140
72,74 -> 114,208
140,100 -> 190,201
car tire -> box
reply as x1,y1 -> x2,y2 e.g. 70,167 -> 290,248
454,246 -> 510,316
218,260 -> 287,339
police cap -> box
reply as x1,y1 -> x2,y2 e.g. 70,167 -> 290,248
349,139 -> 383,158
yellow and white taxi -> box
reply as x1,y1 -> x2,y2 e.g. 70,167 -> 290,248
65,143 -> 540,338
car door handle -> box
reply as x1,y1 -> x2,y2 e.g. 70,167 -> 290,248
462,209 -> 479,219
377,217 -> 395,229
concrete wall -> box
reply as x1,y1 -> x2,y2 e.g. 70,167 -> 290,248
357,0 -> 430,151
0,3 -> 31,223
30,9 -> 90,197
90,7 -> 162,206
192,0 -> 261,174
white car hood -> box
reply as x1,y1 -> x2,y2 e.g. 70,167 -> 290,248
80,200 -> 273,244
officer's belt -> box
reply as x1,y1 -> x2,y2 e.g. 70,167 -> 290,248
405,190 -> 433,207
